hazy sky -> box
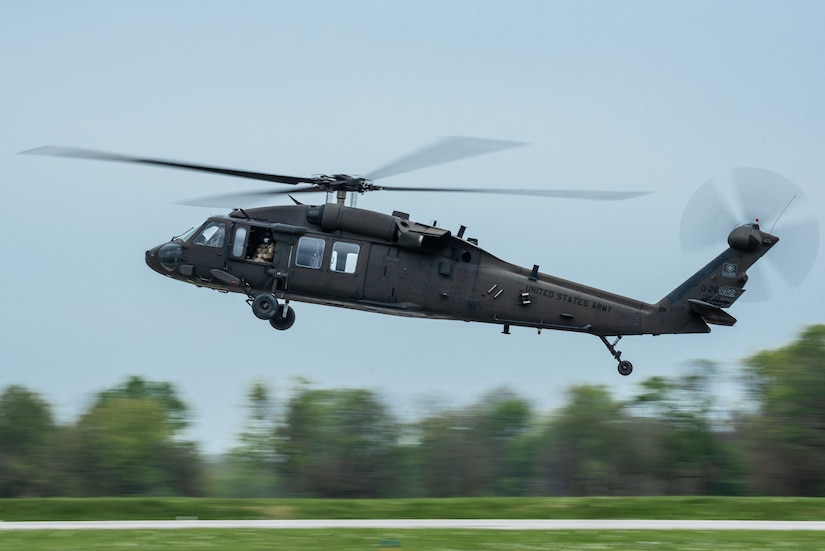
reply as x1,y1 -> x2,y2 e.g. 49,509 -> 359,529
2,1 -> 823,453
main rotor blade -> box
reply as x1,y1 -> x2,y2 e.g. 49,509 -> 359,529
180,186 -> 650,207
179,186 -> 321,207
21,146 -> 312,186
376,185 -> 651,200
365,136 -> 526,180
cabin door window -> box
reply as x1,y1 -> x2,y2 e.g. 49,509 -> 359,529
331,242 -> 360,274
295,236 -> 325,269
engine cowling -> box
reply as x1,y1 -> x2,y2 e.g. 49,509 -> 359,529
312,204 -> 451,250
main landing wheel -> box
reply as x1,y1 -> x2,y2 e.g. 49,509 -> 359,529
269,305 -> 296,331
251,293 -> 278,320
618,360 -> 633,376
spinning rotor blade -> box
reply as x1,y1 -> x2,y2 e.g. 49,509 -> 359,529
374,185 -> 650,200
365,136 -> 526,180
179,186 -> 321,207
21,146 -> 313,186
183,186 -> 651,207
22,140 -> 652,207
680,167 -> 820,301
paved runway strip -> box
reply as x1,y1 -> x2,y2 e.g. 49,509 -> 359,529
3,520 -> 825,531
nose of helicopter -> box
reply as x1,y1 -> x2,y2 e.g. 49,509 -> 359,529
145,245 -> 164,274
146,242 -> 184,274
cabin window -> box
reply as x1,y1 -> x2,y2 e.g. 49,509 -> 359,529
296,236 -> 325,269
331,241 -> 360,273
192,221 -> 226,248
231,226 -> 248,258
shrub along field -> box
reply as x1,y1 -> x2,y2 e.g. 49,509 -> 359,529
2,496 -> 825,521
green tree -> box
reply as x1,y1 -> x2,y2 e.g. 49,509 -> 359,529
96,376 -> 189,432
236,381 -> 278,466
631,361 -> 743,495
72,377 -> 200,496
276,384 -> 400,497
74,397 -> 171,495
0,386 -> 56,496
743,324 -> 825,495
414,407 -> 492,497
482,389 -> 536,496
538,385 -> 642,496
209,381 -> 280,497
413,388 -> 537,497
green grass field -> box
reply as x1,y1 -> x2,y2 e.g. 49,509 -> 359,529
4,529 -> 825,551
3,498 -> 825,550
2,496 -> 825,521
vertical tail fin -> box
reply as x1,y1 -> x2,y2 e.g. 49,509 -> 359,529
650,223 -> 778,334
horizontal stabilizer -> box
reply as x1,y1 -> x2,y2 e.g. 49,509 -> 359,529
688,299 -> 737,326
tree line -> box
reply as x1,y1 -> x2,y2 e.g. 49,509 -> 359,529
2,325 -> 824,498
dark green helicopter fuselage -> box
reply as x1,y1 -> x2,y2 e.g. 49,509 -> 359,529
146,203 -> 777,350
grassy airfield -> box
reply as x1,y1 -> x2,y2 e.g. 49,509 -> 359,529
3,498 -> 825,551
5,529 -> 825,551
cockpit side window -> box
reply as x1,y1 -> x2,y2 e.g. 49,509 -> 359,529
231,226 -> 248,258
192,221 -> 226,248
296,236 -> 325,269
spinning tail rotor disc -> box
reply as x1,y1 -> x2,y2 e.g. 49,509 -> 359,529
680,167 -> 820,302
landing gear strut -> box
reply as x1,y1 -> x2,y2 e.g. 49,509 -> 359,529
599,335 -> 633,376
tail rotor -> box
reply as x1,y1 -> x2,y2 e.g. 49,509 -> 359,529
680,167 -> 819,302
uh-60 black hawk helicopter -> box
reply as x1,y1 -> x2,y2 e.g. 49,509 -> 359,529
25,138 -> 817,376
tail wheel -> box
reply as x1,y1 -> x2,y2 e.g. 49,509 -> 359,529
251,293 -> 278,320
618,361 -> 633,376
269,305 -> 296,331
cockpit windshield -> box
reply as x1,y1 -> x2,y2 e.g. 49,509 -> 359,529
192,221 -> 227,248
174,226 -> 198,243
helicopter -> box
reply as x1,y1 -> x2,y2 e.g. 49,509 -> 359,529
23,138 -> 814,376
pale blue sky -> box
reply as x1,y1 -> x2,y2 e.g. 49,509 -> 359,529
2,1 -> 823,453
